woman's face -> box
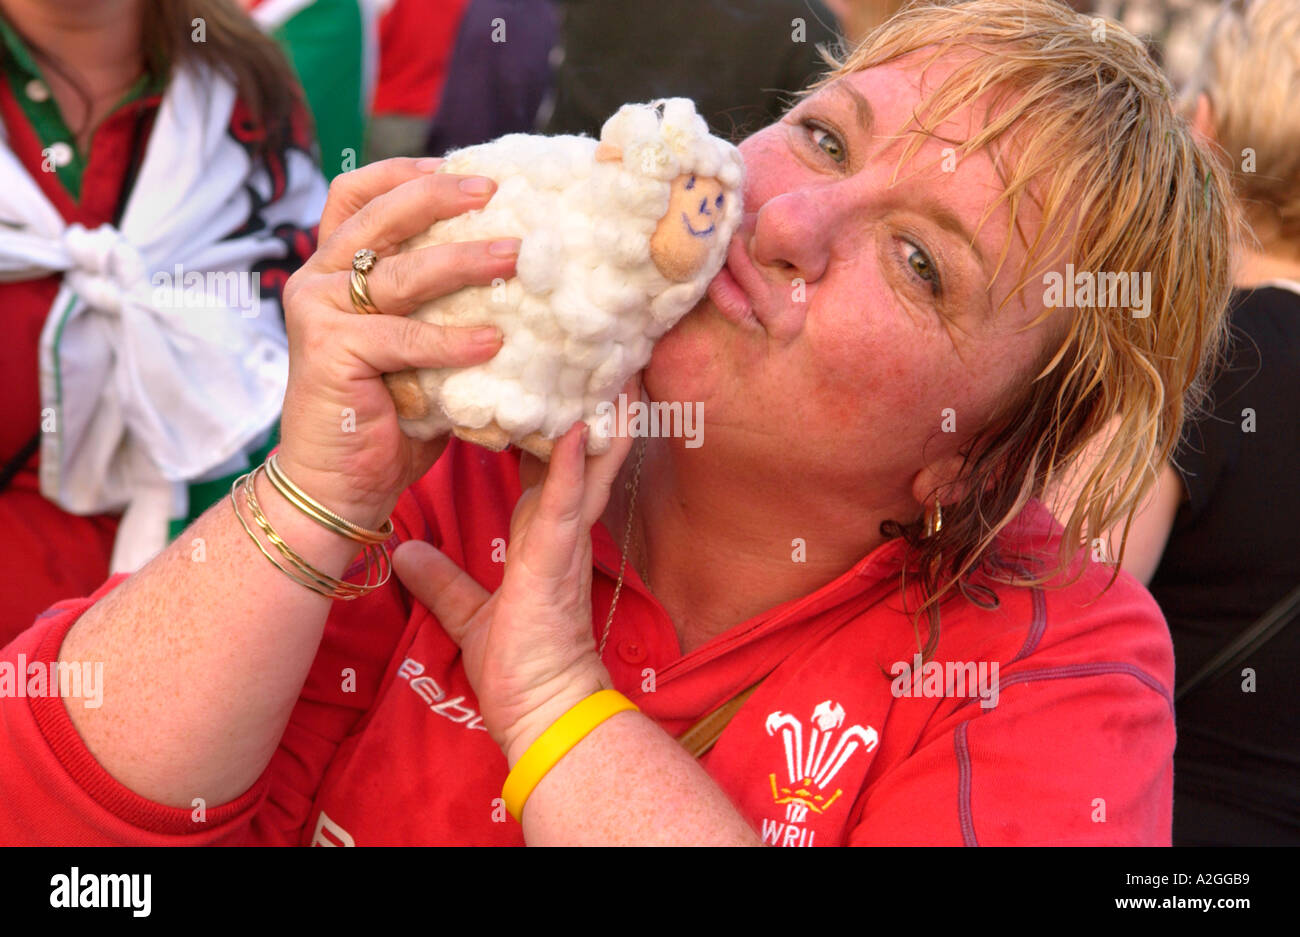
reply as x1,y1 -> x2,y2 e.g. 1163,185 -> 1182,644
647,54 -> 1061,510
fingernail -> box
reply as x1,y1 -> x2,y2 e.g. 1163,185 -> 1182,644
488,238 -> 521,257
459,176 -> 494,196
471,326 -> 502,343
415,157 -> 442,172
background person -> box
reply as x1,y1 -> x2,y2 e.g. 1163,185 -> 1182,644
424,0 -> 558,156
366,0 -> 468,162
1060,0 -> 1300,845
0,0 -> 327,644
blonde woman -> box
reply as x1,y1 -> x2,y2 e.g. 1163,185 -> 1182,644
0,0 -> 1237,845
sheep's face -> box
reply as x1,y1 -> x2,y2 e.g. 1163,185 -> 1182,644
649,172 -> 727,283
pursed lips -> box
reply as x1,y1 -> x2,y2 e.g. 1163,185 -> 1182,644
724,235 -> 767,304
705,233 -> 771,330
719,232 -> 805,337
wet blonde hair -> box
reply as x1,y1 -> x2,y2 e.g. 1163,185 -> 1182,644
816,0 -> 1241,653
1184,0 -> 1300,249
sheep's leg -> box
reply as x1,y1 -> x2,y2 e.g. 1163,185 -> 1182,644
516,431 -> 555,462
453,421 -> 512,452
384,370 -> 430,420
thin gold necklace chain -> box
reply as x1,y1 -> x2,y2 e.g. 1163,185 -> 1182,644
598,438 -> 647,657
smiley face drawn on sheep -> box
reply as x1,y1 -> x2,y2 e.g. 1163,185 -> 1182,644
387,98 -> 744,460
657,173 -> 728,278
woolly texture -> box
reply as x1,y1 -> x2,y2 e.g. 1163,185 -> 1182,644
393,98 -> 744,456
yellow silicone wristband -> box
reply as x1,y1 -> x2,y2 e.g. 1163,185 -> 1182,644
501,689 -> 639,823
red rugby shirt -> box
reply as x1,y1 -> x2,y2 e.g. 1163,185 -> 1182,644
0,440 -> 1175,845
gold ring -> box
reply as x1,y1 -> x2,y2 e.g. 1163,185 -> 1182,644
350,248 -> 380,314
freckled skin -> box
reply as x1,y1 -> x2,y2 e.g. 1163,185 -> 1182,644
647,52 -> 1065,507
650,173 -> 727,282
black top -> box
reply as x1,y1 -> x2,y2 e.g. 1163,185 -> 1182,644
1147,285 -> 1300,845
543,0 -> 841,142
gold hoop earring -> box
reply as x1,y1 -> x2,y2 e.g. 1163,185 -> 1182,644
923,498 -> 943,538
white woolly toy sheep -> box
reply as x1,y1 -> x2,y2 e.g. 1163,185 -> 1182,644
384,98 -> 744,459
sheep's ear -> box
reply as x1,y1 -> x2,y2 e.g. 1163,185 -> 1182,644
594,142 -> 623,163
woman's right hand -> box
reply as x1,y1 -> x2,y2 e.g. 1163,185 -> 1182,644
275,158 -> 517,528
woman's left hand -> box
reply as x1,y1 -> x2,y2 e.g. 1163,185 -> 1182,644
392,418 -> 637,766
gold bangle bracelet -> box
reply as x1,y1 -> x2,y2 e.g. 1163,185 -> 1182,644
231,467 -> 391,600
235,467 -> 391,599
263,454 -> 394,545
244,465 -> 385,597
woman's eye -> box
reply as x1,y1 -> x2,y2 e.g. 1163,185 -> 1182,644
902,241 -> 941,296
805,123 -> 846,163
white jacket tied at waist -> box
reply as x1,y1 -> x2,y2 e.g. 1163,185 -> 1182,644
0,61 -> 328,572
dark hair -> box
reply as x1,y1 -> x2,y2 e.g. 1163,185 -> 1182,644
142,0 -> 307,157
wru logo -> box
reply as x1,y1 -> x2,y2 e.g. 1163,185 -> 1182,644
765,700 -> 877,824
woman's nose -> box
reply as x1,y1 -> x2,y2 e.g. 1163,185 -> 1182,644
749,189 -> 830,284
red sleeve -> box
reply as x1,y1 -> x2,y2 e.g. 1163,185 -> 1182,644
0,496 -> 430,846
0,582 -> 262,845
848,667 -> 1175,846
